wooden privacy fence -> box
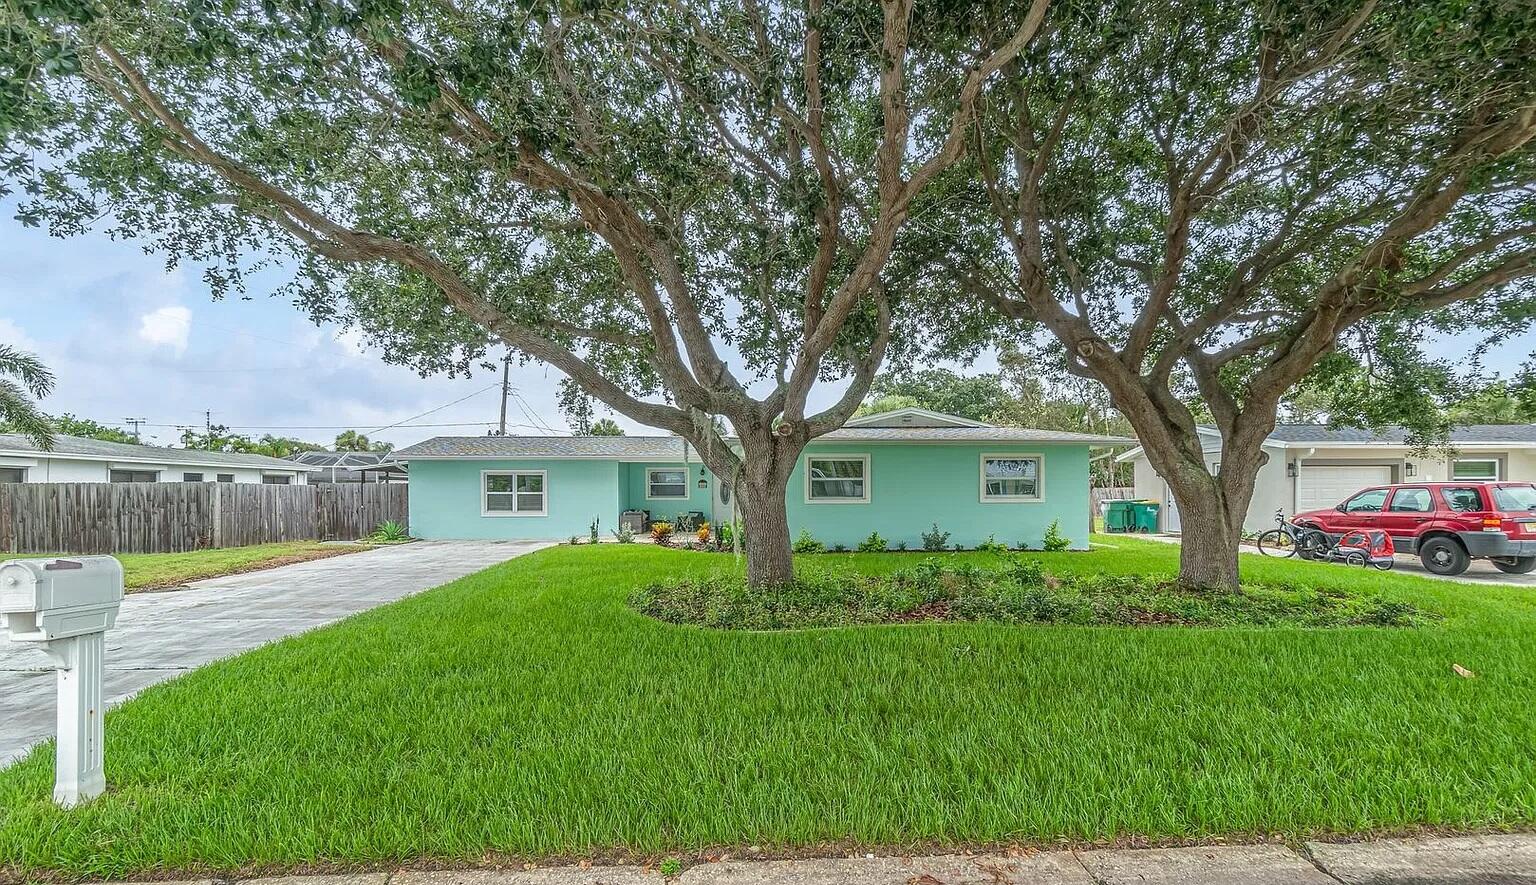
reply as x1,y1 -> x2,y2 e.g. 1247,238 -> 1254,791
0,482 -> 408,554
1090,486 -> 1137,514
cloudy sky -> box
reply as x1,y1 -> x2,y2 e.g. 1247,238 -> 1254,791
1,198 -> 1532,451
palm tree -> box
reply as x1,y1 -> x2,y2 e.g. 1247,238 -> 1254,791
0,345 -> 55,450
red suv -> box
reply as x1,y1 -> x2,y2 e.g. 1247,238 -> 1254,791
1293,482 -> 1536,576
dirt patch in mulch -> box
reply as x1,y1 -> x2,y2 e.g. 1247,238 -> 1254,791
129,545 -> 373,593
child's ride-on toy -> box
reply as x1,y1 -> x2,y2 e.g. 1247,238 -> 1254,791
1322,528 -> 1395,570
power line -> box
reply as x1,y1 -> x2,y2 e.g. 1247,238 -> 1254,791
366,384 -> 503,435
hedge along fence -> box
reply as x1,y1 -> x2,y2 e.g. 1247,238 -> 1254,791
0,482 -> 408,554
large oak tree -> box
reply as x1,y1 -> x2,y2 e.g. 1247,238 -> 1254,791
1,0 -> 1051,587
930,0 -> 1536,587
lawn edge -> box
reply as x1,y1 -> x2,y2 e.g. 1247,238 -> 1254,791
128,543 -> 374,592
5,823 -> 1533,884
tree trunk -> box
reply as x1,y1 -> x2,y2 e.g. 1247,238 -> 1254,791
740,480 -> 795,588
691,432 -> 798,591
1166,477 -> 1243,589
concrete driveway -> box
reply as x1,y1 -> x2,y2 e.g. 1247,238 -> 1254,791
0,539 -> 549,766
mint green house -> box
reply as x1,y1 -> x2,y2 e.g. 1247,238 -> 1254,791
392,409 -> 1130,549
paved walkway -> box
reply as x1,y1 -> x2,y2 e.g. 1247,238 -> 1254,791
96,834 -> 1535,884
0,540 -> 548,765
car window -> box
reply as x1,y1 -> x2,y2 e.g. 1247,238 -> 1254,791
1343,489 -> 1389,513
1443,487 -> 1485,512
1491,484 -> 1536,512
1388,488 -> 1432,513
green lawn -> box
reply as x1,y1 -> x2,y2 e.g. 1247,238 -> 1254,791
26,542 -> 366,591
1,537 -> 1533,878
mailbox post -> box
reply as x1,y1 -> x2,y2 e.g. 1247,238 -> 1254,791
0,557 -> 124,807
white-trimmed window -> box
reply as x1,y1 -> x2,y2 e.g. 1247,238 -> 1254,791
647,467 -> 689,500
109,469 -> 158,483
806,455 -> 869,503
980,454 -> 1043,501
483,470 -> 547,516
183,472 -> 204,483
1452,458 -> 1499,481
0,467 -> 25,483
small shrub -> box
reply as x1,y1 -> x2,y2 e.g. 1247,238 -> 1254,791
568,535 -> 581,546
921,523 -> 951,552
632,560 -> 1437,631
831,543 -> 848,552
792,530 -> 826,554
650,521 -> 674,545
611,525 -> 635,543
659,858 -> 682,877
696,523 -> 711,543
896,541 -> 908,551
952,542 -> 965,552
590,518 -> 600,544
717,522 -> 737,548
367,520 -> 409,543
1042,519 -> 1070,552
975,534 -> 1010,554
857,531 -> 888,553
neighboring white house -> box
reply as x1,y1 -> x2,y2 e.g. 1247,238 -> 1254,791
1116,424 -> 1536,534
0,433 -> 316,484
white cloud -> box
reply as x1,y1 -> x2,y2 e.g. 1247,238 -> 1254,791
335,327 -> 368,359
0,317 -> 42,355
137,305 -> 192,354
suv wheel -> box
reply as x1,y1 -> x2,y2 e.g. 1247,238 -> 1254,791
1420,537 -> 1470,576
1492,556 -> 1536,575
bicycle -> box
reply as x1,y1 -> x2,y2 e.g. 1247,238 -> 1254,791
1255,509 -> 1329,559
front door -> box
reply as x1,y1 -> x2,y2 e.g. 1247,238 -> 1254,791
712,469 -> 736,527
1380,486 -> 1433,550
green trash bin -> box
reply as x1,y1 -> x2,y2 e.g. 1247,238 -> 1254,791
1130,501 -> 1161,533
1105,500 -> 1135,533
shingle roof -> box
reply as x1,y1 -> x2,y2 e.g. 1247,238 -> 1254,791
1265,424 -> 1536,444
818,427 -> 1133,444
394,427 -> 1133,460
393,436 -> 696,459
0,434 -> 316,470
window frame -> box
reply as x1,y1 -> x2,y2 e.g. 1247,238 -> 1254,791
0,466 -> 26,483
1342,488 -> 1389,513
183,472 -> 204,483
979,453 -> 1045,503
1452,458 -> 1500,481
1387,487 -> 1432,513
482,469 -> 548,517
216,473 -> 236,483
645,466 -> 690,501
804,454 -> 871,504
109,469 -> 158,483
261,474 -> 292,485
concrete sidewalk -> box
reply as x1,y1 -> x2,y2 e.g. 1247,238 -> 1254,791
0,540 -> 548,765
113,834 -> 1535,884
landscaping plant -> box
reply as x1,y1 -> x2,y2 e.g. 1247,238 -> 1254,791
921,523 -> 951,552
856,532 -> 888,553
368,520 -> 410,544
1042,520 -> 1070,553
650,522 -> 675,547
631,556 -> 1436,631
792,530 -> 826,555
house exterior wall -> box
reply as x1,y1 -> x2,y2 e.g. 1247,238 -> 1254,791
0,456 -> 306,484
619,461 -> 713,520
407,458 -> 621,540
406,442 -> 1096,548
785,442 -> 1092,550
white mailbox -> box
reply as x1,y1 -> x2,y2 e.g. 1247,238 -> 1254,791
0,556 -> 124,807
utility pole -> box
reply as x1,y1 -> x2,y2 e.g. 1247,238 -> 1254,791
123,418 -> 146,443
497,353 -> 510,436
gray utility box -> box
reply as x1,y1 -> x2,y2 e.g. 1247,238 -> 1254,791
620,510 -> 648,534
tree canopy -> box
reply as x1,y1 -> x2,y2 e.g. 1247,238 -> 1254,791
0,0 -> 1055,587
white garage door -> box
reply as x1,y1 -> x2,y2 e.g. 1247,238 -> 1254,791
1298,465 -> 1394,512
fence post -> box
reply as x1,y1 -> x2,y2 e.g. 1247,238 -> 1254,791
211,482 -> 224,549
